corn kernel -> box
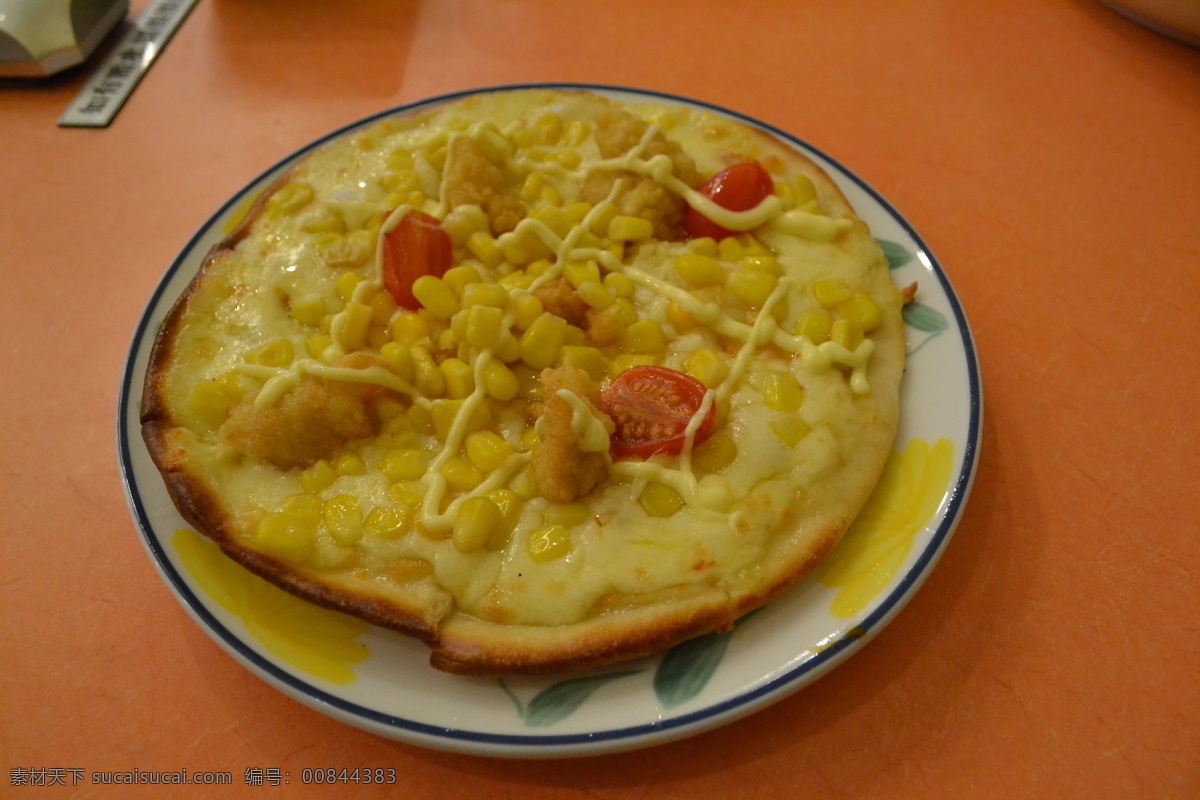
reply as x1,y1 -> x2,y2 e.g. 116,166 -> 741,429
440,456 -> 484,492
268,181 -> 314,216
812,279 -> 853,309
459,284 -> 506,310
379,342 -> 417,383
832,318 -> 864,351
838,291 -> 883,332
306,333 -> 334,360
364,292 -> 396,327
186,381 -> 238,427
323,495 -> 363,546
569,280 -> 611,311
323,231 -> 373,269
441,204 -> 489,246
794,174 -> 818,207
613,297 -> 639,326
509,294 -> 544,331
618,318 -> 666,355
380,448 -> 431,482
609,353 -> 656,378
298,459 -> 337,494
443,265 -> 483,297
639,483 -> 684,517
333,451 -> 366,477
335,271 -> 362,302
534,112 -> 564,144
513,365 -> 542,402
374,396 -> 405,421
412,275 -> 458,319
301,208 -> 344,234
405,404 -> 434,437
363,505 -> 410,539
439,357 -> 474,398
519,312 -> 568,369
290,295 -> 328,327
776,181 -> 799,210
674,253 -> 726,287
685,348 -> 730,389
563,259 -> 601,289
412,347 -> 445,397
485,488 -> 522,549
336,301 -> 373,350
530,204 -> 572,237
493,331 -> 522,363
743,254 -> 783,275
466,231 -> 503,268
387,480 -> 424,507
391,312 -> 430,344
519,172 -> 546,204
761,371 -> 804,413
520,425 -> 538,451
717,236 -> 745,262
463,304 -> 504,349
793,309 -> 833,343
558,345 -> 607,380
247,338 -> 295,368
431,399 -> 492,442
255,512 -> 314,562
452,496 -> 503,553
527,525 -> 571,562
552,148 -> 582,170
603,271 -> 635,298
525,257 -> 553,278
739,235 -> 770,256
564,201 -> 592,224
664,300 -> 697,332
464,430 -> 516,473
772,417 -> 811,447
692,431 -> 738,473
562,119 -> 590,146
608,215 -> 654,242
501,231 -> 548,267
727,268 -> 777,307
281,492 -> 323,524
481,359 -> 519,401
689,237 -> 719,257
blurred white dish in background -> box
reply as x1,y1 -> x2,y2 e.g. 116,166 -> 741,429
1098,0 -> 1200,46
0,0 -> 127,77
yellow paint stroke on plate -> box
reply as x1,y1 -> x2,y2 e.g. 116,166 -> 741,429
172,529 -> 369,685
816,438 -> 954,618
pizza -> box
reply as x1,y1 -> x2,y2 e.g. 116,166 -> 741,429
141,88 -> 906,675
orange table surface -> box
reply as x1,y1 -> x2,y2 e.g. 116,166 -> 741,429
3,1 -> 1198,797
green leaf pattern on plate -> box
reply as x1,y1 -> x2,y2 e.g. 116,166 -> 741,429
877,238 -> 913,270
653,628 -> 735,709
506,671 -> 642,728
498,240 -> 952,727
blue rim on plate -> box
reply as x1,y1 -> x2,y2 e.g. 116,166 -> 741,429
117,82 -> 981,758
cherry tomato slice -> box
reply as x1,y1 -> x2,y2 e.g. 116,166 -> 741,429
601,365 -> 715,458
380,210 -> 452,310
684,161 -> 775,241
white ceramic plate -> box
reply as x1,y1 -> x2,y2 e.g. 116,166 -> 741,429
118,83 -> 981,758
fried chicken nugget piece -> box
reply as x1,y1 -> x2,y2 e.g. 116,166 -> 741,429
219,354 -> 397,470
531,365 -> 615,503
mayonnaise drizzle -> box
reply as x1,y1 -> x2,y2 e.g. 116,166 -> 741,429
557,389 -> 611,453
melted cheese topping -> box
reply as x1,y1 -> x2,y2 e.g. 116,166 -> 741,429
162,90 -> 902,629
